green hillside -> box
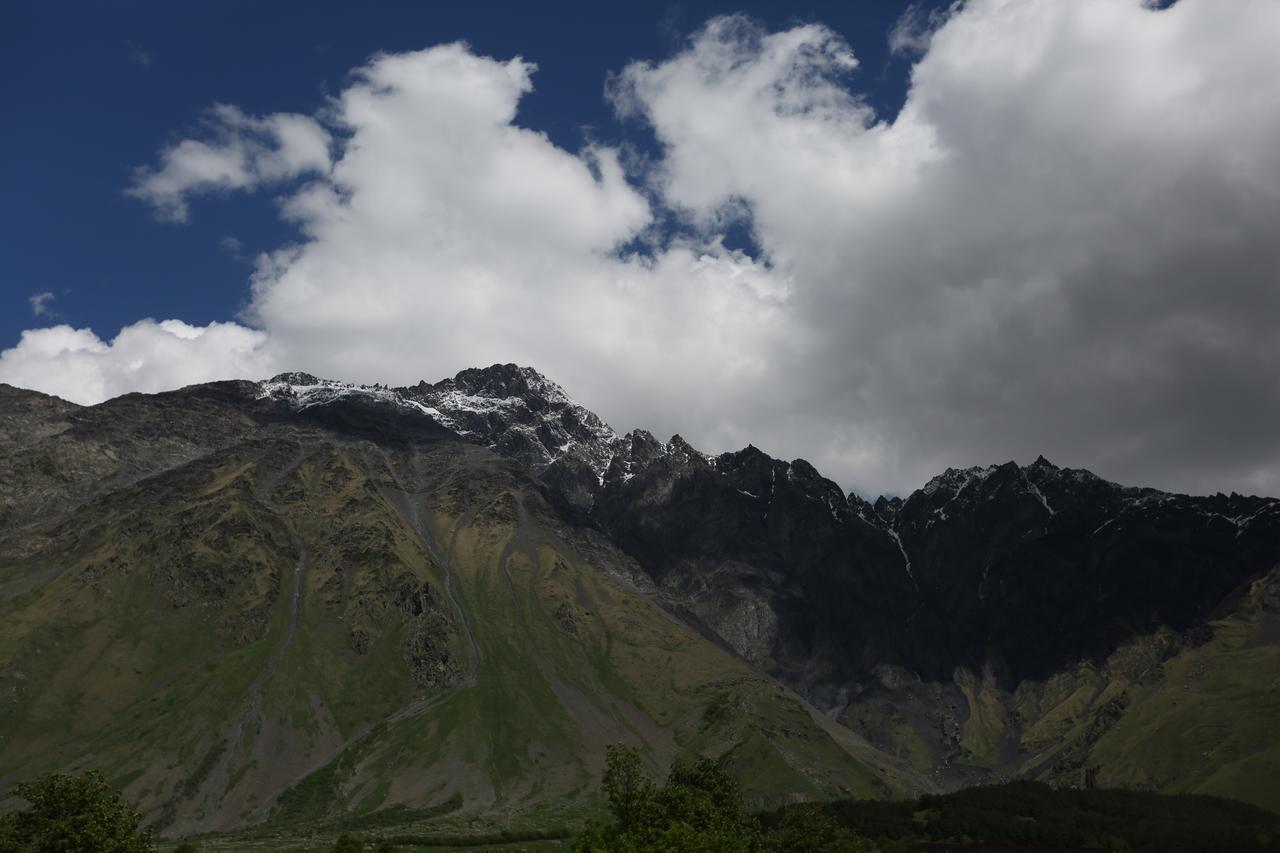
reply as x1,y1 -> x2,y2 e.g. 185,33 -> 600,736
0,424 -> 920,843
839,566 -> 1280,813
3,380 -> 1277,846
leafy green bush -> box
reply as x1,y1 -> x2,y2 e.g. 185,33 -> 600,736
574,744 -> 871,851
0,770 -> 154,852
332,833 -> 363,852
764,804 -> 869,852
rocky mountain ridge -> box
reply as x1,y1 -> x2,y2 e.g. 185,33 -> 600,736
260,366 -> 621,504
258,365 -> 1280,680
4,364 -> 1279,832
255,365 -> 1280,796
2,375 -> 911,839
257,365 -> 1279,529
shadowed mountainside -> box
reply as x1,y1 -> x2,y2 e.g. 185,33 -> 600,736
0,380 -> 914,840
1,366 -> 1278,841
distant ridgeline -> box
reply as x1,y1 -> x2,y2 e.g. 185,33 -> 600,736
0,366 -> 1277,844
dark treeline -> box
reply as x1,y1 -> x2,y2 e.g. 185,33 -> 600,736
4,761 -> 1278,852
761,781 -> 1280,853
573,745 -> 1280,852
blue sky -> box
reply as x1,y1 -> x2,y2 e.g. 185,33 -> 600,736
1,0 -> 934,348
3,1 -> 1278,499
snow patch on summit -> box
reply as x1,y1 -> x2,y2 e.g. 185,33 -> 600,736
257,374 -> 438,417
919,465 -> 999,500
259,366 -> 623,479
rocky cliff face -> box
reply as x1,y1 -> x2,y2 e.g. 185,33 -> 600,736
0,381 -> 269,530
874,457 -> 1279,680
252,364 -> 1280,803
354,365 -> 1277,803
0,383 -> 79,451
257,365 -> 1280,694
259,365 -> 622,509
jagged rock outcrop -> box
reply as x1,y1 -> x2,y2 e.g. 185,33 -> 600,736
257,365 -> 1280,692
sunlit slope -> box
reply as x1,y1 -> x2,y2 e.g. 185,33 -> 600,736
0,428 -> 916,838
837,567 -> 1280,812
262,438 -> 917,834
0,431 -> 469,834
1083,569 -> 1280,812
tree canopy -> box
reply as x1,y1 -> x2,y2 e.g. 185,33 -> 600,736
0,770 -> 154,853
573,744 -> 868,852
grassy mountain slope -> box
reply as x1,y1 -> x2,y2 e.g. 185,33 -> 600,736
1083,568 -> 1280,810
839,566 -> 1280,812
0,414 -> 920,840
3,376 -> 1276,844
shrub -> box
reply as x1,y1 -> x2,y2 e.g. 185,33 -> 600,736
0,770 -> 154,852
332,832 -> 363,852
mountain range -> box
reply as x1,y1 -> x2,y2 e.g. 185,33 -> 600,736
1,364 -> 1277,842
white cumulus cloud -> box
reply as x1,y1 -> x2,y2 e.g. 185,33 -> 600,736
127,105 -> 332,222
242,43 -> 791,441
888,3 -> 960,56
7,0 -> 1280,498
0,320 -> 272,405
28,292 -> 56,317
612,0 -> 1280,495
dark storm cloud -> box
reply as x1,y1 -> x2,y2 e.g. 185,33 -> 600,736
616,0 -> 1280,496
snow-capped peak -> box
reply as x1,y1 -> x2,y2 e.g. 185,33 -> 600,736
917,464 -> 1000,500
258,373 -> 428,415
259,365 -> 622,481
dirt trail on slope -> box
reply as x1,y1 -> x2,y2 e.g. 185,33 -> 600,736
169,441 -> 312,834
371,446 -> 481,684
231,443 -> 488,827
493,489 -> 562,614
